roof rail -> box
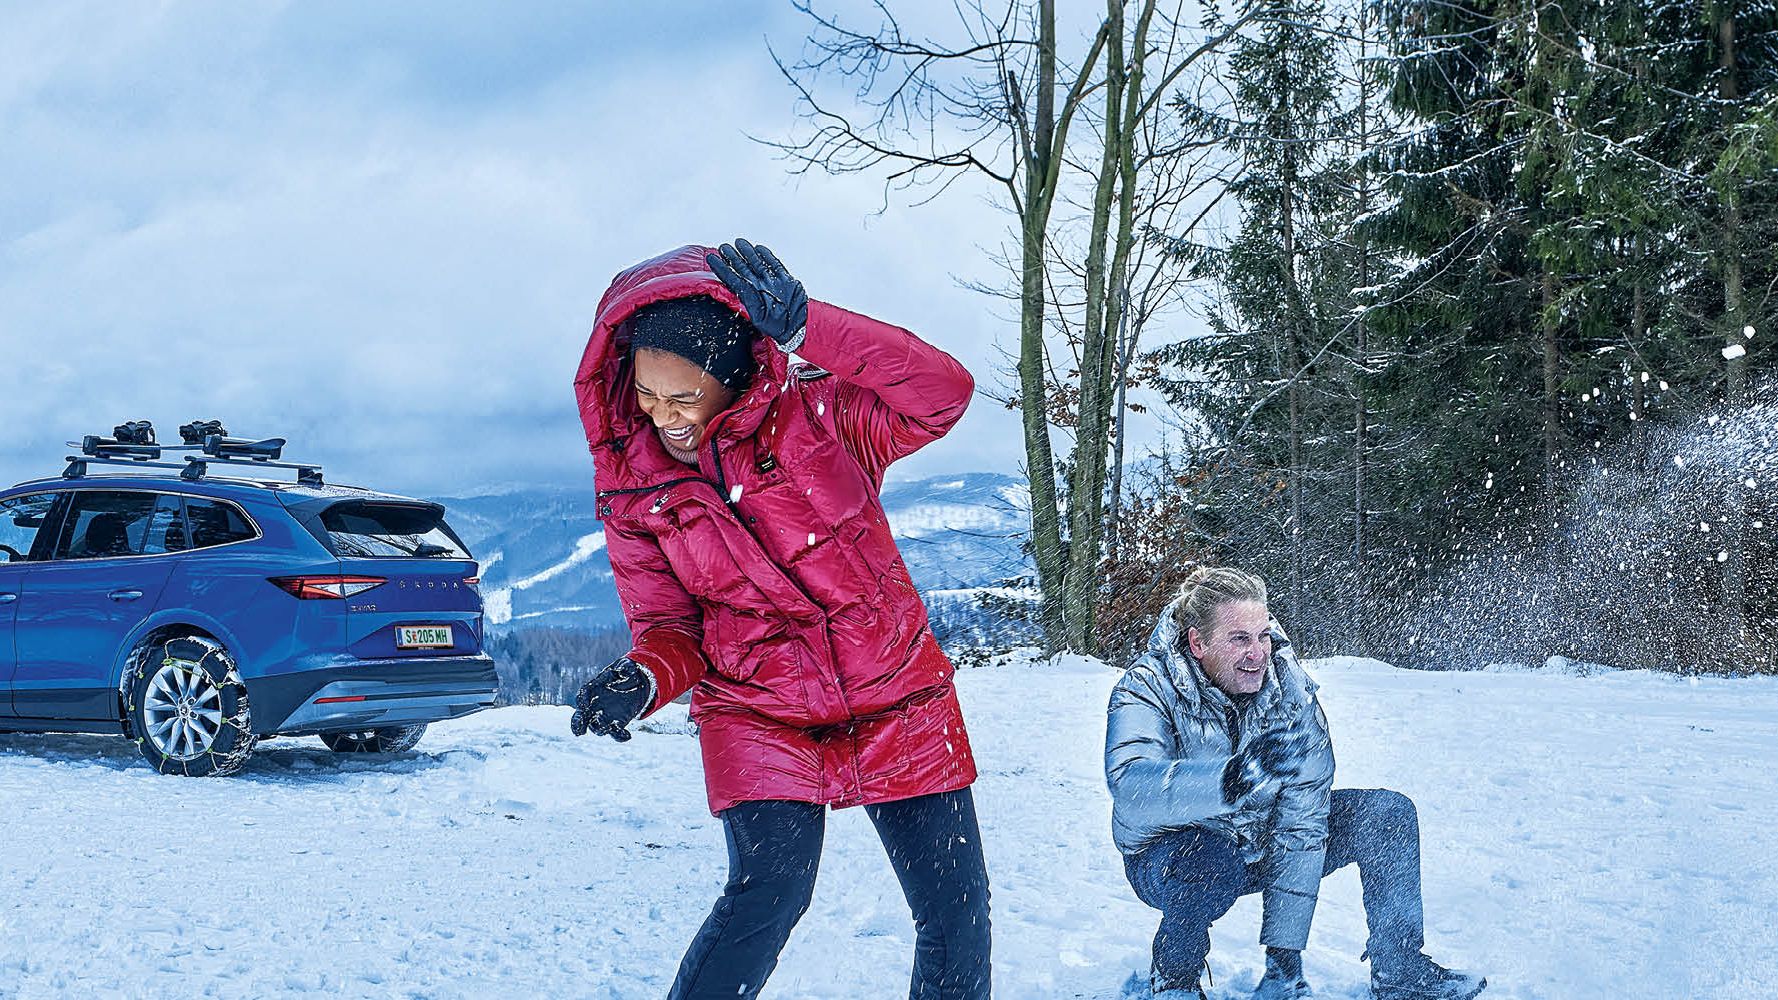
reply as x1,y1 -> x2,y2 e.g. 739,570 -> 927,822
62,419 -> 324,486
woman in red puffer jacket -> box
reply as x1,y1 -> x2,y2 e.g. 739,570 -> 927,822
570,240 -> 990,1000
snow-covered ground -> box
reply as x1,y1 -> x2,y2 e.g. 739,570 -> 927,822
0,655 -> 1774,999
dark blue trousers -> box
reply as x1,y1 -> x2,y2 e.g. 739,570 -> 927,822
668,788 -> 992,1000
1124,787 -> 1426,987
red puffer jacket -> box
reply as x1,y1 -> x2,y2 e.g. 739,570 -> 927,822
573,245 -> 979,814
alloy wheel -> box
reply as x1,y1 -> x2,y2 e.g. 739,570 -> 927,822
141,658 -> 225,761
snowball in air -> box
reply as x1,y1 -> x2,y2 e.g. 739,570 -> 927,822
1724,344 -> 1747,360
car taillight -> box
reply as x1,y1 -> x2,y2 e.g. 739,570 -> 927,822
269,575 -> 387,600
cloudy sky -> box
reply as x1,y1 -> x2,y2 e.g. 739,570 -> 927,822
0,2 -> 1169,497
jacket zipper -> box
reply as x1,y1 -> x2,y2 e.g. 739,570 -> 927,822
595,475 -> 705,501
704,414 -> 823,612
707,407 -> 852,712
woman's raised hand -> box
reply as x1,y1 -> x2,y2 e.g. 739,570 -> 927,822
706,238 -> 809,351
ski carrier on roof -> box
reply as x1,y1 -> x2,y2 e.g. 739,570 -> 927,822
62,419 -> 325,486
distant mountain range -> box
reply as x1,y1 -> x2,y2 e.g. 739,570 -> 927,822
438,472 -> 1033,633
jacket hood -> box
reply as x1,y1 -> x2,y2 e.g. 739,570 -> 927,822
1137,595 -> 1314,720
574,245 -> 792,459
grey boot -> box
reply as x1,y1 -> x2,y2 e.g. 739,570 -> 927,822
1370,952 -> 1485,1000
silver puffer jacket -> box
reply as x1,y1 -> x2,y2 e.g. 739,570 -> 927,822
1104,597 -> 1335,950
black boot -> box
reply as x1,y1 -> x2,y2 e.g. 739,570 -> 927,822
1151,970 -> 1209,999
1120,969 -> 1207,1000
1252,947 -> 1312,999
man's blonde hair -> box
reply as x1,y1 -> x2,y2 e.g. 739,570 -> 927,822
1171,565 -> 1269,641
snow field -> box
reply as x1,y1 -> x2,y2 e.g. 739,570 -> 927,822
0,655 -> 1773,998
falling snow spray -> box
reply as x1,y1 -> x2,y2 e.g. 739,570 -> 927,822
1384,385 -> 1778,675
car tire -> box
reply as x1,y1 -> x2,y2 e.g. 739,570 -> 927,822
124,635 -> 257,777
318,724 -> 427,754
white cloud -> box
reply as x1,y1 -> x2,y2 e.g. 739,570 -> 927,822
0,3 -> 1176,497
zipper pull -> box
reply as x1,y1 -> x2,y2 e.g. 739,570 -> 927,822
649,491 -> 669,514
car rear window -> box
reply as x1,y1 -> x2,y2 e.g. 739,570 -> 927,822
319,502 -> 471,559
184,496 -> 258,549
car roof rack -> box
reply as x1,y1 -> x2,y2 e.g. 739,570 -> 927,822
62,419 -> 324,486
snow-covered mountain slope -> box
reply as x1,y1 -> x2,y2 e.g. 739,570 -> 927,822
439,472 -> 1030,632
0,658 -> 1771,998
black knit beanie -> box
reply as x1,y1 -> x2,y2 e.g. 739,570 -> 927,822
627,296 -> 755,393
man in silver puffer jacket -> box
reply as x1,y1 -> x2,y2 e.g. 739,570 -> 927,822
1106,567 -> 1485,1000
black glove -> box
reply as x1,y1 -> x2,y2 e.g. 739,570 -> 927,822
570,657 -> 653,742
1221,726 -> 1313,805
706,238 -> 809,351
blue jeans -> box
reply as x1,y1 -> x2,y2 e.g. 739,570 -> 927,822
668,789 -> 992,1000
1124,787 -> 1426,987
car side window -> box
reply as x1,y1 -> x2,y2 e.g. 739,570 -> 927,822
52,491 -> 159,560
141,494 -> 190,555
184,496 -> 256,549
0,493 -> 58,563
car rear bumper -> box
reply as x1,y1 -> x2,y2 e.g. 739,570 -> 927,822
248,654 -> 498,736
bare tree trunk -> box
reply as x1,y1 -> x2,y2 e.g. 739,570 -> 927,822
1107,283 -> 1133,563
1021,209 -> 1068,650
1281,142 -> 1304,621
1017,0 -> 1106,653
1541,266 -> 1560,493
1353,0 -> 1373,614
1062,0 -> 1152,654
1718,5 -> 1748,663
1631,280 -> 1647,468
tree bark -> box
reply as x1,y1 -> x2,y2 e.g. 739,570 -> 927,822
1353,0 -> 1373,604
1107,283 -> 1133,563
1717,3 -> 1748,663
1281,114 -> 1304,622
1541,265 -> 1561,493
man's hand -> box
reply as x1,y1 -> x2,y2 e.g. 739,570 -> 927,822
706,238 -> 809,352
1221,726 -> 1320,805
570,657 -> 654,742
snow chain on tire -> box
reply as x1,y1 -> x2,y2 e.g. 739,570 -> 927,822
122,635 -> 257,777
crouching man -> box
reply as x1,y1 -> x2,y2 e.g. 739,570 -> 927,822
1105,566 -> 1486,1000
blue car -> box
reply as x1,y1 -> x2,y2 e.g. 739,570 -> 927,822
0,422 -> 497,775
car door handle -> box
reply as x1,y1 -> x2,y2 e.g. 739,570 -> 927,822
108,589 -> 144,602
0,593 -> 15,603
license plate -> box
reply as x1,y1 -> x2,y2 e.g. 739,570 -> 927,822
397,625 -> 454,649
